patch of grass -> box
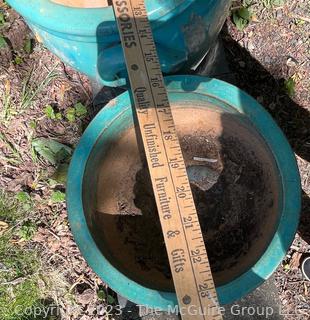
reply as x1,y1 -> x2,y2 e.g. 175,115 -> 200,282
0,279 -> 43,320
0,192 -> 69,320
19,220 -> 37,241
0,132 -> 22,165
262,0 -> 285,8
0,191 -> 37,271
0,191 -> 42,320
0,80 -> 14,122
20,66 -> 59,110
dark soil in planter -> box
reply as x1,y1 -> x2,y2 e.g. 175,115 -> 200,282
92,107 -> 279,289
116,133 -> 270,280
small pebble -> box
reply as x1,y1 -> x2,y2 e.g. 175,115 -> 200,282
265,56 -> 272,64
287,57 -> 298,67
247,41 -> 255,52
276,10 -> 283,19
77,289 -> 94,305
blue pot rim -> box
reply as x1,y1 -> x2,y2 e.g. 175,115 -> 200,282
67,75 -> 301,309
7,0 -> 195,37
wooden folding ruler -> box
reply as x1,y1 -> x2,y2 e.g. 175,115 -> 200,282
111,1 -> 222,319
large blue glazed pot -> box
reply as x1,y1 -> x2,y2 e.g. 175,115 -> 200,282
7,0 -> 231,87
67,75 -> 301,309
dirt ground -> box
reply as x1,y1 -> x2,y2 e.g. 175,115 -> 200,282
222,1 -> 310,318
0,0 -> 309,319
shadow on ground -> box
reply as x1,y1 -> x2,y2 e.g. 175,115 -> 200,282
216,24 -> 310,247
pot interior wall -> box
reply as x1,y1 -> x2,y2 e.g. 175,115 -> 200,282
83,103 -> 281,292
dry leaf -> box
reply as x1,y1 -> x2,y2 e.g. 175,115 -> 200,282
0,221 -> 9,234
251,14 -> 259,22
59,82 -> 72,102
289,252 -> 302,270
5,79 -> 10,95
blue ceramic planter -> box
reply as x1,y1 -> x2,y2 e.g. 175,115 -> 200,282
7,0 -> 231,87
66,76 -> 301,309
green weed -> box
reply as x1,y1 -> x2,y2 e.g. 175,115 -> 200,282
50,191 -> 65,204
0,12 -> 5,26
262,0 -> 285,8
23,38 -> 32,55
0,36 -> 7,48
0,132 -> 22,165
283,77 -> 296,97
31,138 -> 72,165
14,56 -> 23,65
232,6 -> 252,31
65,102 -> 87,122
44,105 -> 62,120
20,66 -> 59,110
19,220 -> 37,241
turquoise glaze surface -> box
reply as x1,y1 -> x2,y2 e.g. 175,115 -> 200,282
66,76 -> 301,309
7,0 -> 231,86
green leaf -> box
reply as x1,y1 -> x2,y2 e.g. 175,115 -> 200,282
55,148 -> 71,164
284,77 -> 295,97
272,0 -> 285,6
51,163 -> 69,184
74,102 -> 87,117
19,220 -> 37,241
0,36 -> 7,49
29,120 -> 37,129
32,140 -> 57,164
55,112 -> 63,120
0,12 -> 5,26
51,191 -> 66,203
66,107 -> 76,122
24,38 -> 32,54
243,0 -> 253,6
44,105 -> 56,119
14,56 -> 23,65
22,203 -> 31,211
45,105 -> 62,120
232,7 -> 252,31
238,7 -> 251,20
97,289 -> 106,301
16,191 -> 30,203
32,138 -> 72,165
107,294 -> 115,304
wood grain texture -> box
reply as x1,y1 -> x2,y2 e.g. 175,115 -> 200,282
111,0 -> 223,319
51,0 -> 109,8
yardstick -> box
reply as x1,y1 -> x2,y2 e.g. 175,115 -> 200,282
111,1 -> 222,319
